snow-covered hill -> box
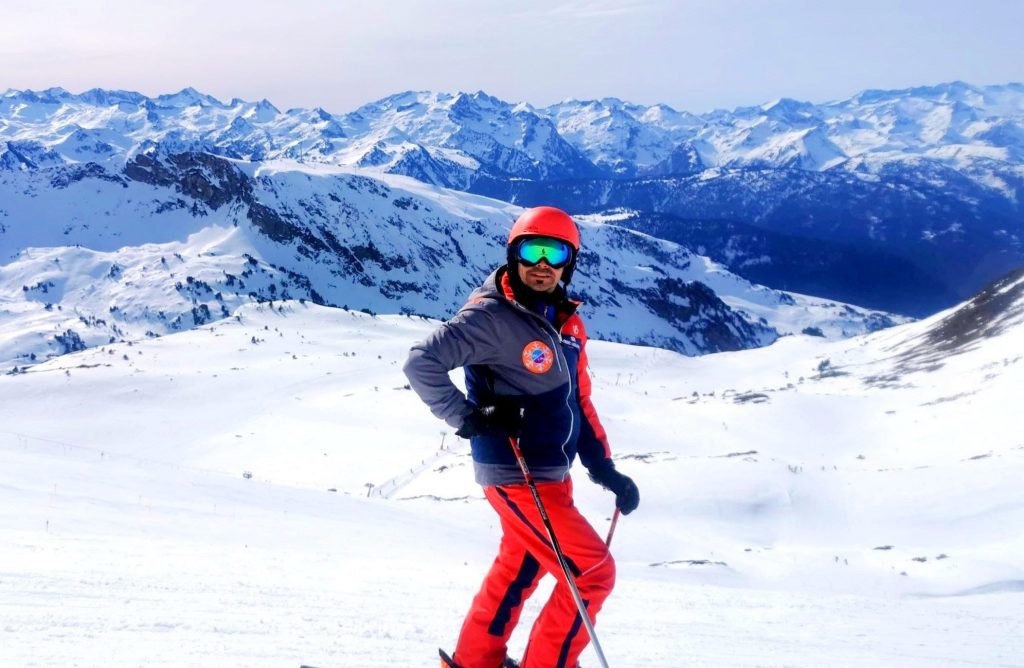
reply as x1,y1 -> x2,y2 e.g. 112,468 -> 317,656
1,144 -> 902,370
1,272 -> 1021,666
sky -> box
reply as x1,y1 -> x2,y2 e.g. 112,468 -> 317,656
2,0 -> 1023,115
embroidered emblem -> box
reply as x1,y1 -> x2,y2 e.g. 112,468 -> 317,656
521,340 -> 555,374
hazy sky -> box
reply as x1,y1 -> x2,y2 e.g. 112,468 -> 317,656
3,0 -> 1023,114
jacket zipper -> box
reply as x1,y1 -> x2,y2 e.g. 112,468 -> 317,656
511,300 -> 575,470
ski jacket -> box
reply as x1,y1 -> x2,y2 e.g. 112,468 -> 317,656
403,267 -> 612,486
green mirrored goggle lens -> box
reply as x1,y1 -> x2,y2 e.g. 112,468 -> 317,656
517,237 -> 572,268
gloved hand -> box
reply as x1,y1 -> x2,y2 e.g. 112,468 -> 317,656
589,462 -> 640,515
456,403 -> 523,439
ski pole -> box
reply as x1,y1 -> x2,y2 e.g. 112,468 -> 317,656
508,436 -> 611,668
605,507 -> 621,547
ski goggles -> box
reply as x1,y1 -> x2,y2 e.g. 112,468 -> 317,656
516,236 -> 573,268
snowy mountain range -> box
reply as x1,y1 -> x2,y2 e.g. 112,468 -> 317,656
1,267 -> 1021,666
3,82 -> 1021,315
7,82 -> 1020,183
1,85 -> 915,370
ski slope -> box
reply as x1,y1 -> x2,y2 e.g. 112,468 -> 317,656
1,294 -> 1022,667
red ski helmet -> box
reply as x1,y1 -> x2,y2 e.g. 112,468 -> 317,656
506,206 -> 581,285
508,206 -> 580,250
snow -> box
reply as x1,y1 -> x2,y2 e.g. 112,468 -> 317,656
1,295 -> 1021,666
1,83 -> 1021,664
2,152 -> 900,371
4,82 -> 1022,203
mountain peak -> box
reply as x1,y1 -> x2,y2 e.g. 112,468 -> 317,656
244,98 -> 281,122
469,89 -> 505,105
648,102 -> 681,114
846,81 -> 988,107
450,90 -> 512,113
4,87 -> 73,104
356,90 -> 440,116
155,87 -> 225,108
761,97 -> 812,112
77,88 -> 148,106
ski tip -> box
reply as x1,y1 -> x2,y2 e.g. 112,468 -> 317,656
439,648 -> 459,668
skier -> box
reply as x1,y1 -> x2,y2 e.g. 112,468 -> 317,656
403,206 -> 640,668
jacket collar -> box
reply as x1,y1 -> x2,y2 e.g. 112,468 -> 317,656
474,266 -> 580,326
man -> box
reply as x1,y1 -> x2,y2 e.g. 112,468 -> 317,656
403,206 -> 639,668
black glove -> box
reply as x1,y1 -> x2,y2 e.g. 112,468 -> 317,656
456,403 -> 522,439
589,462 -> 640,515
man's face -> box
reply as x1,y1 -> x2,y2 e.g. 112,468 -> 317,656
517,259 -> 563,293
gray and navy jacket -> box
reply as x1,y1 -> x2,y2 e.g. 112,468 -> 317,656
403,267 -> 613,486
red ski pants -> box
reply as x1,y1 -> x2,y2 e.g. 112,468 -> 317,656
454,478 -> 615,668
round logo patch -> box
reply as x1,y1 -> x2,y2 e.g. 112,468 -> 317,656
521,340 -> 555,374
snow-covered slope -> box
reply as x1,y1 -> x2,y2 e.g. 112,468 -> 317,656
541,97 -> 703,174
0,272 -> 1021,666
340,91 -> 601,184
1,145 -> 903,370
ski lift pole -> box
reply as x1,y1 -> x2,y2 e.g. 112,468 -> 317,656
508,436 -> 611,668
